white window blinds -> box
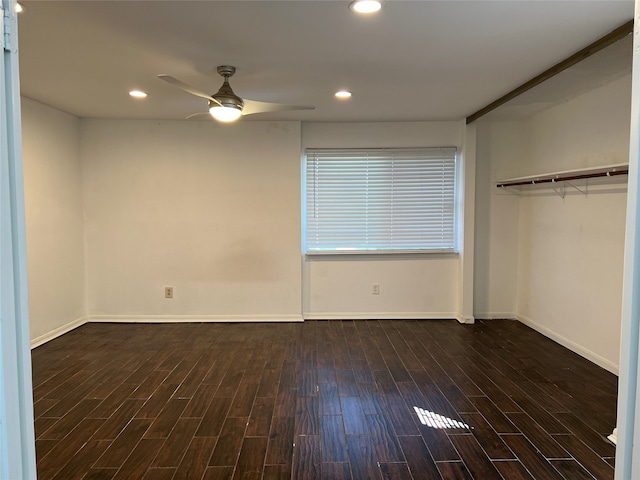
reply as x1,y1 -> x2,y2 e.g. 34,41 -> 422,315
304,147 -> 457,254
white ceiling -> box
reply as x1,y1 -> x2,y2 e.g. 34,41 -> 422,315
16,0 -> 634,123
482,31 -> 633,120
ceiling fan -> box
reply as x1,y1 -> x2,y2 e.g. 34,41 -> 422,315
158,65 -> 315,122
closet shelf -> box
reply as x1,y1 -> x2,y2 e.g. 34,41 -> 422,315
496,163 -> 628,188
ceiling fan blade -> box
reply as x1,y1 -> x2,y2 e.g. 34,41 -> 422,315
158,74 -> 222,106
185,112 -> 212,120
242,99 -> 315,116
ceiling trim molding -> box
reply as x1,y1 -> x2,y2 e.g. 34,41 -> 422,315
466,19 -> 633,125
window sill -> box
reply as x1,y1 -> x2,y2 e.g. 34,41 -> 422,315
304,249 -> 458,257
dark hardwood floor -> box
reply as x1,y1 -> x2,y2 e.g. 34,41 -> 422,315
31,319 -> 617,480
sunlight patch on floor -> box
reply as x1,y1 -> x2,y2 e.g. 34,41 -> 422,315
413,406 -> 470,430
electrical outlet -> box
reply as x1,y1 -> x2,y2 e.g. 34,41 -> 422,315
164,286 -> 174,299
372,283 -> 380,295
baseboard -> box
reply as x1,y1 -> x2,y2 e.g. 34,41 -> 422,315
516,313 -> 619,375
88,314 -> 304,323
30,316 -> 88,349
473,312 -> 518,320
302,312 -> 457,320
608,427 -> 617,445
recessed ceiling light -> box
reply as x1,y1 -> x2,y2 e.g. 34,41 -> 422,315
349,0 -> 381,14
335,90 -> 353,99
129,90 -> 148,98
15,3 -> 23,12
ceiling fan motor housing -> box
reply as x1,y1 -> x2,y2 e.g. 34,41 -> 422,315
210,80 -> 244,110
210,66 -> 244,110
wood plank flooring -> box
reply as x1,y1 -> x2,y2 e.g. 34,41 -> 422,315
31,319 -> 618,480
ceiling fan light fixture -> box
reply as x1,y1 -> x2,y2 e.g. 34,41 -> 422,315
349,0 -> 381,14
209,105 -> 243,122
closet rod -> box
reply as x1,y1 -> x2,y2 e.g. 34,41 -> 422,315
496,168 -> 628,188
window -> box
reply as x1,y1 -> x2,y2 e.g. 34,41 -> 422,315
304,147 -> 457,254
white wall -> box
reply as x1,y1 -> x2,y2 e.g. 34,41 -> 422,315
517,74 -> 630,372
475,74 -> 631,373
23,114 -> 468,336
474,120 -> 523,317
524,74 -> 632,176
21,98 -> 86,345
302,122 -> 464,319
81,120 -> 302,321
